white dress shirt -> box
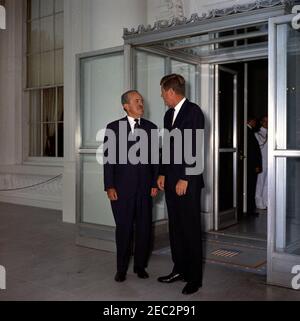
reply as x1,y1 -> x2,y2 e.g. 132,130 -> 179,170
127,116 -> 141,133
172,98 -> 186,126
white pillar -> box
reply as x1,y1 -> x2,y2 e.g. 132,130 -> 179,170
0,0 -> 22,166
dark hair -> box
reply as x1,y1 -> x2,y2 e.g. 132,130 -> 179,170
121,90 -> 139,105
248,114 -> 257,122
160,74 -> 186,96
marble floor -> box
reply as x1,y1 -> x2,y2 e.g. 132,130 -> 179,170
0,202 -> 299,301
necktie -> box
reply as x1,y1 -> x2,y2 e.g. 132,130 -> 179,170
134,119 -> 140,131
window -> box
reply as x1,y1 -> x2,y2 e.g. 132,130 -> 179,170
26,0 -> 64,158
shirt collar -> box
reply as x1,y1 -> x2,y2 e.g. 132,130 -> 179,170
127,116 -> 140,125
174,98 -> 186,113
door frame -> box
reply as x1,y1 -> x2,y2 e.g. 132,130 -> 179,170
214,65 -> 238,230
267,13 -> 300,288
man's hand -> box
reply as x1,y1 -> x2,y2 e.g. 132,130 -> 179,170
157,176 -> 165,191
176,180 -> 188,196
256,167 -> 262,174
151,188 -> 158,198
107,188 -> 118,201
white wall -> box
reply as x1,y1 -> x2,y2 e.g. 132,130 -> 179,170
63,0 -> 148,223
0,0 -> 22,166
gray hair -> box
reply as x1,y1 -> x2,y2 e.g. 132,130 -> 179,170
121,90 -> 139,105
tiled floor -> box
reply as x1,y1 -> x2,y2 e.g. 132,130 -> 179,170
0,202 -> 299,301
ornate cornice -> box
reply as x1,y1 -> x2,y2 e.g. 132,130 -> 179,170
123,0 -> 294,38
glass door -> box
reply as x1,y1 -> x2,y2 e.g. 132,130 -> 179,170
214,66 -> 238,230
133,48 -> 199,221
268,14 -> 300,288
76,47 -> 125,251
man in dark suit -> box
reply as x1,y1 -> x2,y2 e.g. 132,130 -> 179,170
247,115 -> 262,216
157,74 -> 205,295
104,90 -> 159,282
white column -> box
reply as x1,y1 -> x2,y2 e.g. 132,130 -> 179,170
0,0 -> 23,166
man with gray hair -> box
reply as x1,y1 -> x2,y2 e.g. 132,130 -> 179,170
104,90 -> 159,282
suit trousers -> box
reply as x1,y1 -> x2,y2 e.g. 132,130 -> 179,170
247,169 -> 258,214
111,193 -> 152,274
165,178 -> 203,284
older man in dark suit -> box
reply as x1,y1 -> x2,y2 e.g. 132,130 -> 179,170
157,74 -> 205,295
104,90 -> 159,282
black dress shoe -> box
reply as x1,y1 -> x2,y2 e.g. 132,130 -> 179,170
134,268 -> 149,279
114,272 -> 126,282
182,282 -> 201,295
157,272 -> 184,283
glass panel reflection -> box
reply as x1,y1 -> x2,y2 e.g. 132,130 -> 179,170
286,158 -> 300,254
287,27 -> 300,149
219,152 -> 234,212
80,154 -> 115,226
80,52 -> 124,148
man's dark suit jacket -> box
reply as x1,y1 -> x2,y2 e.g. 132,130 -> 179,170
104,117 -> 159,200
247,126 -> 262,172
160,99 -> 205,187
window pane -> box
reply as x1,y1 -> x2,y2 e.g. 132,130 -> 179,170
43,124 -> 56,157
27,20 -> 40,54
58,123 -> 64,157
219,153 -> 234,212
40,0 -> 54,17
55,49 -> 63,84
28,0 -> 40,20
81,53 -> 124,147
55,0 -> 64,13
57,86 -> 64,121
41,51 -> 54,86
40,16 -> 54,52
286,158 -> 300,253
55,13 -> 63,49
29,124 -> 42,157
27,55 -> 40,87
287,28 -> 300,149
135,51 -> 166,128
80,154 -> 114,225
43,88 -> 56,122
171,60 -> 196,102
218,70 -> 234,148
29,90 -> 41,124
276,158 -> 300,255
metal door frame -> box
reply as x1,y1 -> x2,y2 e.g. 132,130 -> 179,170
214,65 -> 238,230
268,13 -> 300,288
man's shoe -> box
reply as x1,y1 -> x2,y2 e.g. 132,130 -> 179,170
134,268 -> 149,279
114,272 -> 126,282
182,282 -> 201,295
157,272 -> 184,283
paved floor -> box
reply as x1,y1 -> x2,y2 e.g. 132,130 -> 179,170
0,202 -> 299,301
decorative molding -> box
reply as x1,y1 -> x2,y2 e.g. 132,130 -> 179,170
155,0 -> 185,22
124,0 -> 294,38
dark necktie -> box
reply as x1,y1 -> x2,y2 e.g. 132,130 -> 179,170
134,119 -> 140,131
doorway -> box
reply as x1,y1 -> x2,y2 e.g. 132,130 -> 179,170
214,59 -> 268,241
